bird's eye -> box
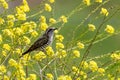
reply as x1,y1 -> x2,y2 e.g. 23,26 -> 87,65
49,29 -> 52,31
46,29 -> 52,34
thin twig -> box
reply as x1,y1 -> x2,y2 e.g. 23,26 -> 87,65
41,58 -> 56,71
1,52 -> 11,65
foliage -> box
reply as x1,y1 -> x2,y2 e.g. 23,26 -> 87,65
0,0 -> 120,80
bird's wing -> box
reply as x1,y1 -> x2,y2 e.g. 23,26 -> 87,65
20,35 -> 49,57
28,35 -> 49,52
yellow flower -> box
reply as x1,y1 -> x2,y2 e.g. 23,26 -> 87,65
77,42 -> 84,49
80,71 -> 84,76
100,8 -> 109,16
61,50 -> 67,58
49,0 -> 55,3
3,44 -> 11,51
15,63 -> 23,70
0,0 -> 4,2
111,53 -> 120,60
98,68 -> 105,75
65,75 -> 72,80
16,13 -> 26,21
79,71 -> 84,75
45,3 -> 52,12
0,35 -> 2,43
16,77 -> 25,80
21,23 -> 29,32
2,1 -> 8,9
15,48 -> 21,55
3,75 -> 9,80
23,36 -> 31,44
49,18 -> 56,24
55,34 -> 64,42
46,73 -> 53,80
56,43 -> 64,49
56,50 -> 67,58
2,50 -> 7,57
0,65 -> 6,73
72,66 -> 79,74
33,51 -> 46,61
83,0 -> 90,6
30,21 -> 37,28
16,7 -> 24,14
28,74 -> 36,80
46,46 -> 54,57
13,27 -> 23,36
7,21 -> 14,28
80,61 -> 88,69
118,78 -> 120,80
2,29 -> 14,37
60,15 -> 67,23
17,0 -> 30,13
105,25 -> 115,34
73,50 -> 80,58
21,21 -> 36,32
31,30 -> 38,37
95,0 -> 102,3
89,60 -> 98,72
40,16 -> 46,23
88,24 -> 96,31
57,75 -> 72,80
0,17 -> 5,25
40,22 -> 48,31
7,15 -> 15,21
108,74 -> 115,80
79,71 -> 87,79
15,69 -> 26,77
9,58 -> 17,67
20,4 -> 30,12
22,54 -> 31,61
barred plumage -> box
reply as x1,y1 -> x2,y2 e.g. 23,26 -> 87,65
20,27 -> 57,58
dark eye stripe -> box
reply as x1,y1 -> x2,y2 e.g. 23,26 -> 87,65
46,29 -> 52,34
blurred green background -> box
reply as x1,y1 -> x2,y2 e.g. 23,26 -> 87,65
3,0 -> 120,57
49,0 -> 120,57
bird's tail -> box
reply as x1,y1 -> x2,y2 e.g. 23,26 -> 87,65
19,50 -> 29,58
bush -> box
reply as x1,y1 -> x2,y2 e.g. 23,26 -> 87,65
0,0 -> 120,80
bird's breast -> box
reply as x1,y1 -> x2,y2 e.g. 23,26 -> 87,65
48,34 -> 53,45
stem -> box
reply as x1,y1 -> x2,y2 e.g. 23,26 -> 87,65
1,52 -> 11,65
54,60 -> 58,79
25,66 -> 28,77
40,68 -> 43,80
41,58 -> 55,71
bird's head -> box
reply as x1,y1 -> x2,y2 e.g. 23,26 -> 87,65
45,27 -> 57,36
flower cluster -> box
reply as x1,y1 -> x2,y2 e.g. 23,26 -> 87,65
111,53 -> 120,61
57,75 -> 72,80
100,8 -> 109,16
60,15 -> 68,23
105,25 -> 115,34
0,0 -> 8,9
15,0 -> 30,20
88,24 -> 96,31
33,51 -> 46,61
39,16 -> 48,31
0,0 -> 118,79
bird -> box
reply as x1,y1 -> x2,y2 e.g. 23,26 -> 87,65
20,27 -> 57,58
